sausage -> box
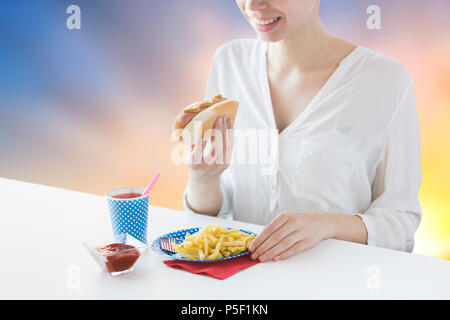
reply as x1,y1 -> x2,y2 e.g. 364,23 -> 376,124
177,95 -> 228,128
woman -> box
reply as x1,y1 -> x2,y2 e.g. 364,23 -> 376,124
183,0 -> 422,262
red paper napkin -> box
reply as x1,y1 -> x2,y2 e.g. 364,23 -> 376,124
163,254 -> 260,280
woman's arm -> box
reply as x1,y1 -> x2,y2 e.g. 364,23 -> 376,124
355,77 -> 422,252
321,212 -> 368,244
186,172 -> 223,216
185,116 -> 234,216
184,43 -> 236,216
248,211 -> 367,262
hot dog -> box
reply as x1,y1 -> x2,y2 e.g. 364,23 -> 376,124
172,94 -> 239,145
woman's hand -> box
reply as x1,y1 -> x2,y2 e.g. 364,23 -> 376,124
249,211 -> 368,262
249,212 -> 330,262
187,116 -> 234,180
185,116 -> 234,216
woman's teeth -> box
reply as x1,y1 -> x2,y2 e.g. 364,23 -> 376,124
252,17 -> 280,25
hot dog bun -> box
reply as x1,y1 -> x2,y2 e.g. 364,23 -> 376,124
172,96 -> 239,145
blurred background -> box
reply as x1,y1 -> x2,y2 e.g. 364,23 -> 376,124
0,0 -> 449,259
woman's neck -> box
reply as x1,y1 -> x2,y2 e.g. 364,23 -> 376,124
267,18 -> 347,74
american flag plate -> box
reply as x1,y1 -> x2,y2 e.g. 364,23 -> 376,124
150,227 -> 257,262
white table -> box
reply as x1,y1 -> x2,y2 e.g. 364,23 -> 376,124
0,177 -> 449,299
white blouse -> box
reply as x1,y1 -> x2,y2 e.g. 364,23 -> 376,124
184,39 -> 422,252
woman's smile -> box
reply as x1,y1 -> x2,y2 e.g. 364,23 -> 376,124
250,16 -> 282,32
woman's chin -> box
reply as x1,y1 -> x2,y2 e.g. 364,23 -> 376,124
256,32 -> 286,43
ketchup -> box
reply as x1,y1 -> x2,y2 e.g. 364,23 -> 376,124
96,243 -> 141,273
112,192 -> 142,199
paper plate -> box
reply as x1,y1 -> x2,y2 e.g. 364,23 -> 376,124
151,227 -> 257,262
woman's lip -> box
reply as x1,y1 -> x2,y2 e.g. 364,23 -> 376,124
252,17 -> 282,33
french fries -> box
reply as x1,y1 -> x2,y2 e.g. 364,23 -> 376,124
173,224 -> 256,260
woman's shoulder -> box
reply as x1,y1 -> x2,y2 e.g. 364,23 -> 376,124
352,47 -> 417,125
357,47 -> 414,91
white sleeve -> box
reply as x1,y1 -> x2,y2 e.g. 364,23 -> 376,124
357,78 -> 422,252
183,47 -> 234,219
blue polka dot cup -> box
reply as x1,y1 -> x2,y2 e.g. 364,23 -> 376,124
106,187 -> 149,244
